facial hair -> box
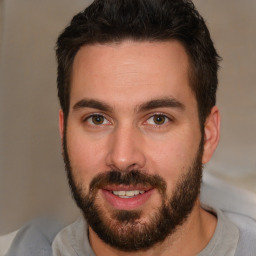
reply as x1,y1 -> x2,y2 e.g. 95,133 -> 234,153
63,129 -> 204,251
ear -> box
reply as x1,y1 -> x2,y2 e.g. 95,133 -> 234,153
202,106 -> 220,164
59,109 -> 64,141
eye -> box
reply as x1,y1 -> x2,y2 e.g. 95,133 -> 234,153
85,114 -> 110,125
146,114 -> 170,125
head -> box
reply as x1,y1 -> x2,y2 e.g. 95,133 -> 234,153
56,0 -> 221,252
56,0 -> 220,129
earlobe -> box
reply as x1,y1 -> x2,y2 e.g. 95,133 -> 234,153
202,106 -> 220,164
59,110 -> 64,141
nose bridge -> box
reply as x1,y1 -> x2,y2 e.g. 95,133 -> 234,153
105,122 -> 146,171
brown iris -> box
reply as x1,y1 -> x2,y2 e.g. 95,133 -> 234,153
92,115 -> 105,125
153,115 -> 166,125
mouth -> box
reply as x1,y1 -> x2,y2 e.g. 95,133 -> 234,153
112,190 -> 146,198
101,186 -> 154,210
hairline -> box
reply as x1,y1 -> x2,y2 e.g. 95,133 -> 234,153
64,38 -> 202,125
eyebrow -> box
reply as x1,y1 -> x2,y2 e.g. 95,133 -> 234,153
137,97 -> 185,112
73,99 -> 113,112
72,97 -> 185,113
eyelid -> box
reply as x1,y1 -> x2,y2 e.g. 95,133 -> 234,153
143,112 -> 173,126
82,112 -> 112,125
81,112 -> 173,127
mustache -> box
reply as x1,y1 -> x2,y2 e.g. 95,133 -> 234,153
89,170 -> 167,195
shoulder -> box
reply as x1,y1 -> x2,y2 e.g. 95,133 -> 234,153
201,172 -> 256,220
224,211 -> 256,256
3,218 -> 63,256
0,230 -> 18,256
201,172 -> 256,255
52,216 -> 95,256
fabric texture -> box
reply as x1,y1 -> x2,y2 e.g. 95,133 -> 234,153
52,217 -> 95,256
227,212 -> 256,256
4,218 -> 62,256
4,207 -> 256,256
0,231 -> 18,256
52,207 -> 239,256
198,207 -> 238,256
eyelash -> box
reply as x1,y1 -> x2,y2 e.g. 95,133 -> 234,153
83,113 -> 112,126
144,114 -> 172,127
83,113 -> 172,127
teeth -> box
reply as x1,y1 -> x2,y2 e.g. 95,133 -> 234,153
126,190 -> 136,197
112,190 -> 145,198
113,191 -> 126,196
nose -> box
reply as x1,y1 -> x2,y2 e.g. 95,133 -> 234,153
105,123 -> 146,172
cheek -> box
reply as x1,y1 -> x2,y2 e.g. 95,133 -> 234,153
145,132 -> 200,190
148,143 -> 186,178
66,128 -> 107,180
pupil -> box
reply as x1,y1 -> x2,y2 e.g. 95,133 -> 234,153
93,115 -> 103,124
154,115 -> 165,124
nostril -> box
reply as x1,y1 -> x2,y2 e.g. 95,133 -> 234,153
105,134 -> 146,171
126,163 -> 139,172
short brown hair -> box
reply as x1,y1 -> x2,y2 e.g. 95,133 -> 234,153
56,0 -> 221,128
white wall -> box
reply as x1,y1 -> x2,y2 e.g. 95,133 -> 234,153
0,0 -> 255,234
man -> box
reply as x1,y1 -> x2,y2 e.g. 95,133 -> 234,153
4,0 -> 256,255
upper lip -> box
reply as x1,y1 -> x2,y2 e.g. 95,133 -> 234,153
103,185 -> 152,191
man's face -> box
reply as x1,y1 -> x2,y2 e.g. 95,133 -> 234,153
61,41 -> 204,250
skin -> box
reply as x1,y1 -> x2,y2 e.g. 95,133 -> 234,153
59,40 -> 220,256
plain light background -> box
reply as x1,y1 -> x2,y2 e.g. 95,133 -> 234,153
0,0 -> 256,234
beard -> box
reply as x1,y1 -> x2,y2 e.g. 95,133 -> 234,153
63,130 -> 204,252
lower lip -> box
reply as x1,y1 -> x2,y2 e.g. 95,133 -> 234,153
101,189 -> 154,210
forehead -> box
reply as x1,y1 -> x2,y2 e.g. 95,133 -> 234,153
70,40 -> 195,110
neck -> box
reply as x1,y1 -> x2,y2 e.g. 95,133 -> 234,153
89,199 -> 217,256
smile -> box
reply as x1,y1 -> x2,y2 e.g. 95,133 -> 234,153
112,190 -> 145,198
102,188 -> 154,210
